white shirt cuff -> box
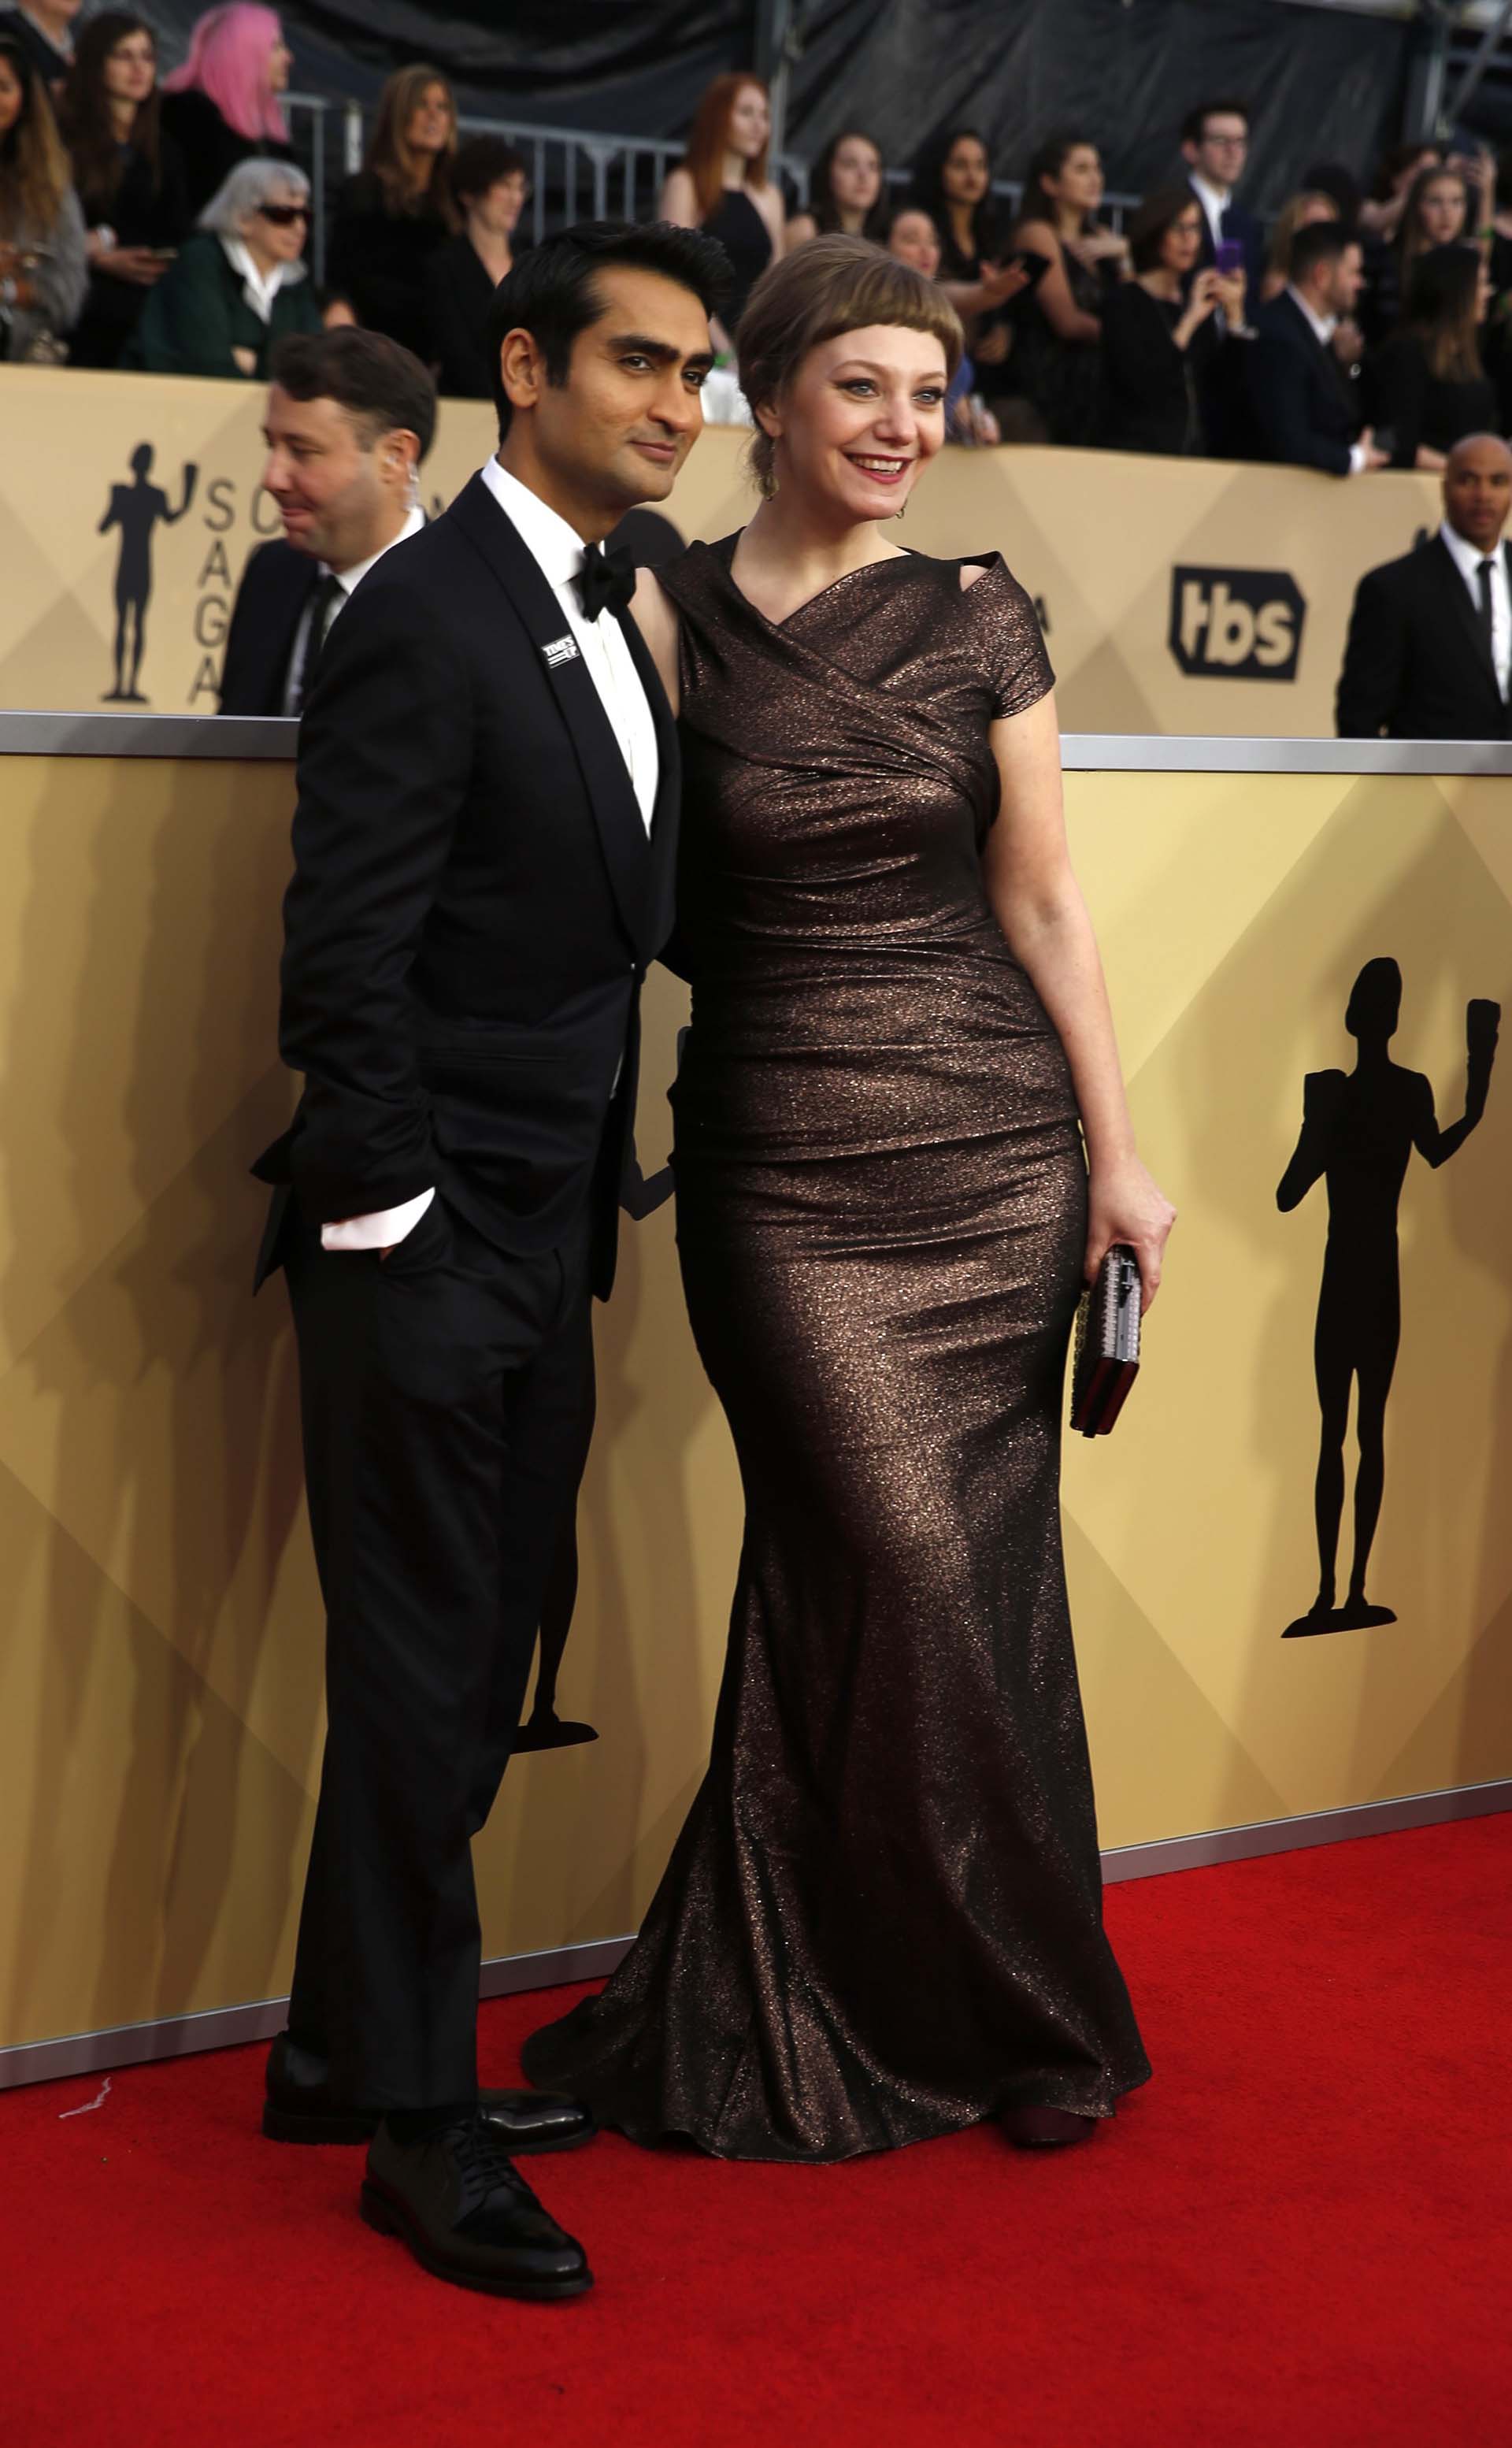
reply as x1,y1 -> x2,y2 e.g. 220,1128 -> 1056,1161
321,1187 -> 435,1251
1348,442 -> 1368,476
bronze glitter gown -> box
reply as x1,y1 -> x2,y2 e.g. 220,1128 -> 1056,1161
522,537 -> 1151,2160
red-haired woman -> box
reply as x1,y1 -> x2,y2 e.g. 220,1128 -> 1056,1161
659,71 -> 784,350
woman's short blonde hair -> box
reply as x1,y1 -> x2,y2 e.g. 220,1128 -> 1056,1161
737,233 -> 964,498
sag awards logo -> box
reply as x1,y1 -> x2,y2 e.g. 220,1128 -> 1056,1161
1167,565 -> 1306,682
97,436 -> 291,706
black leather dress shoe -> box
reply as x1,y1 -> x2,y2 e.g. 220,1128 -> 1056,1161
261,2032 -> 596,2153
361,2113 -> 592,2300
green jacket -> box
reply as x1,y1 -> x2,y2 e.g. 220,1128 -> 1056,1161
123,231 -> 321,379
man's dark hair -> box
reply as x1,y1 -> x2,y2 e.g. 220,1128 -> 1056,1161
1181,97 -> 1250,148
486,219 -> 732,442
452,135 -> 528,206
269,328 -> 439,461
1289,219 -> 1353,285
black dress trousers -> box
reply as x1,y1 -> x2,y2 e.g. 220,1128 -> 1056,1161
282,1191 -> 595,2110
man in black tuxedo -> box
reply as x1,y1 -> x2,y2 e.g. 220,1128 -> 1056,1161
219,328 -> 437,718
1338,433 -> 1512,738
252,221 -> 727,2298
1248,222 -> 1388,477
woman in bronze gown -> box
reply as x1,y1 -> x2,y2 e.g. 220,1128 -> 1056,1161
524,236 -> 1175,2161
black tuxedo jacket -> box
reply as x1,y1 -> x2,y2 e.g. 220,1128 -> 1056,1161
1247,290 -> 1358,476
220,540 -> 320,717
253,473 -> 679,1297
1336,535 -> 1512,740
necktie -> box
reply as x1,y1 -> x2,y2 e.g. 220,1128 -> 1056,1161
1478,558 -> 1496,667
573,542 -> 636,623
291,573 -> 343,714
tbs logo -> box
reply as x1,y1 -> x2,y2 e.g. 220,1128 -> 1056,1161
1168,566 -> 1306,681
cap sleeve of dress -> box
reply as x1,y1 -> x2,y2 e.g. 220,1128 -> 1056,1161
966,557 -> 1055,721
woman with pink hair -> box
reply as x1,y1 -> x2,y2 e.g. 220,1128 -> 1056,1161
160,3 -> 293,220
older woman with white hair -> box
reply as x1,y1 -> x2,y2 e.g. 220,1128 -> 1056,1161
124,150 -> 319,376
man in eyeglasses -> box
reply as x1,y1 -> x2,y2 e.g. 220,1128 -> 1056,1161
124,157 -> 323,378
220,326 -> 435,717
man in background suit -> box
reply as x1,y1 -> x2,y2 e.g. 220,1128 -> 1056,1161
252,220 -> 728,2300
1180,97 -> 1265,318
218,328 -> 436,717
1337,432 -> 1512,738
1248,221 -> 1388,477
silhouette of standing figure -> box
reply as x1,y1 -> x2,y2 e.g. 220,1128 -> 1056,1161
1277,959 -> 1499,1638
98,444 -> 198,703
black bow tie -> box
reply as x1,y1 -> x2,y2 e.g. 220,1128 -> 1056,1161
574,541 -> 637,623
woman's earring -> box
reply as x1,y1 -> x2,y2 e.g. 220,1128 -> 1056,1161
895,496 -> 908,520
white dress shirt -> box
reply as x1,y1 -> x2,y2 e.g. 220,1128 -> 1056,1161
282,501 -> 424,718
1285,286 -> 1369,477
1439,518 -> 1512,701
220,236 -> 304,325
322,461 -> 658,1253
1189,173 -> 1230,254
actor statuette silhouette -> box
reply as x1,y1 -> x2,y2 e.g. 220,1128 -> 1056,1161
1277,959 -> 1499,1638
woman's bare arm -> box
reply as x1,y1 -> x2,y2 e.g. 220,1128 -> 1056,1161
980,686 -> 1175,1304
632,568 -> 680,715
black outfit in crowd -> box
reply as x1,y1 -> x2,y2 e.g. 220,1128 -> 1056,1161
328,170 -> 454,361
1188,183 -> 1266,321
1366,331 -> 1499,468
69,133 -> 191,369
1337,534 -> 1512,739
218,538 -> 321,715
0,5 -> 68,85
429,232 -> 500,397
252,473 -> 678,2115
158,86 -> 294,222
1006,244 -> 1117,446
1247,289 -> 1361,474
524,540 -> 1151,2158
1095,282 -> 1222,455
699,187 -> 772,339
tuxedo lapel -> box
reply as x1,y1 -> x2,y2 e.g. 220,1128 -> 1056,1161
615,599 -> 681,956
447,474 -> 654,955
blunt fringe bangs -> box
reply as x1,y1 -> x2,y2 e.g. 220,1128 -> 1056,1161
737,236 -> 963,499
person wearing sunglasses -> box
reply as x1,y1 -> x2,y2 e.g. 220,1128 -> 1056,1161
124,151 -> 320,377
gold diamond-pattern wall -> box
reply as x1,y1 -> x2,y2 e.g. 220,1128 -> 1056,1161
0,365 -> 1444,735
3,751 -> 1510,2065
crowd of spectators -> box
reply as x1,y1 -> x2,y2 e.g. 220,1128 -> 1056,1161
7,9 -> 1512,489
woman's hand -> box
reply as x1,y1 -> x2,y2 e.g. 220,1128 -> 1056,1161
1067,228 -> 1129,272
1176,266 -> 1222,345
231,344 -> 258,376
979,257 -> 1032,310
1085,1154 -> 1176,1313
94,244 -> 169,285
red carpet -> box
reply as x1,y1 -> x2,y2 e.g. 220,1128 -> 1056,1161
7,1816 -> 1510,2447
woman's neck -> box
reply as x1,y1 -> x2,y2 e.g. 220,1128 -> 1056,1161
838,202 -> 866,234
107,94 -> 137,142
741,488 -> 906,592
723,146 -> 750,191
1140,266 -> 1180,300
241,236 -> 280,277
1054,202 -> 1082,240
947,200 -> 974,248
467,215 -> 512,279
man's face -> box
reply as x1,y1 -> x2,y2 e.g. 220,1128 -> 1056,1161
260,388 -> 412,569
517,264 -> 716,518
1321,242 -> 1364,318
1185,113 -> 1248,188
1443,438 -> 1512,553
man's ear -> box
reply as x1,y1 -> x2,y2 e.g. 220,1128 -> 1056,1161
498,326 -> 544,412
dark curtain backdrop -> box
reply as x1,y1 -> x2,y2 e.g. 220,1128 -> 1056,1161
146,0 -> 1414,212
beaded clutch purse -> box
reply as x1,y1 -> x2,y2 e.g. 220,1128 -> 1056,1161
1069,1244 -> 1142,1437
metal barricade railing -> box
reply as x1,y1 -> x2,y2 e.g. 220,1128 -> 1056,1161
284,91 -> 1142,274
